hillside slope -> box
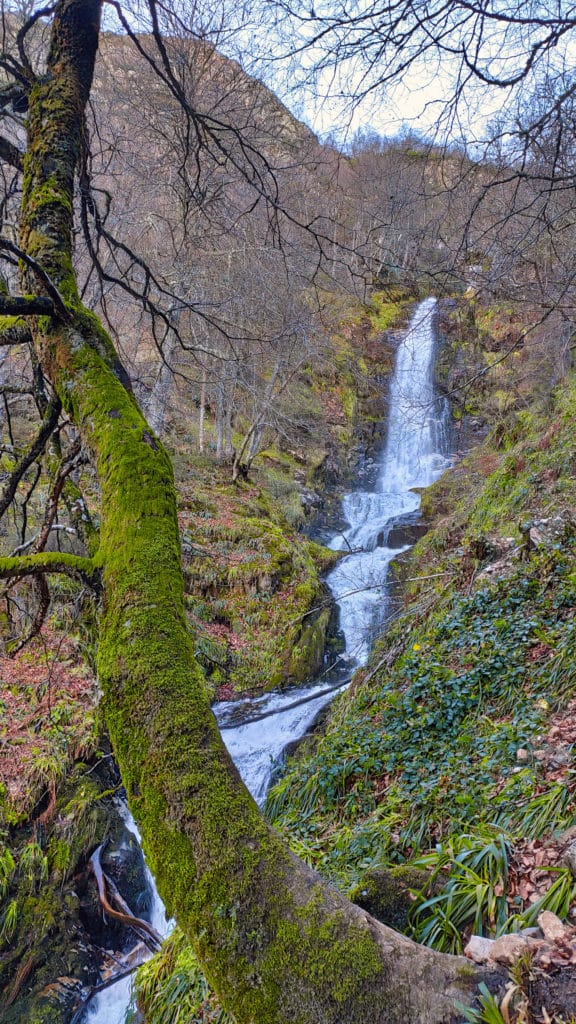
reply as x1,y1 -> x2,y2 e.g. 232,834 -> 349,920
266,298 -> 576,967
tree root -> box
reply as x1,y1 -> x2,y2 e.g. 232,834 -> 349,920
89,843 -> 162,951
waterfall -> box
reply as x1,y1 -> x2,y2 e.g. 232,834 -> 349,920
327,295 -> 450,662
215,297 -> 450,794
82,297 -> 449,1021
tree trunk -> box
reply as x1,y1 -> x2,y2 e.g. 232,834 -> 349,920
198,362 -> 207,452
147,326 -> 178,437
216,379 -> 224,459
15,2 -> 508,1021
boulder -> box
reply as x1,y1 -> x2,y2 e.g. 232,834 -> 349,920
538,911 -> 568,943
488,932 -> 537,965
465,935 -> 494,963
384,511 -> 429,549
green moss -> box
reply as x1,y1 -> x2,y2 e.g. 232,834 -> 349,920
0,551 -> 96,583
0,763 -> 115,1022
287,607 -> 331,683
350,866 -> 437,932
367,292 -> 407,332
183,492 -> 336,693
0,315 -> 26,334
272,901 -> 385,1011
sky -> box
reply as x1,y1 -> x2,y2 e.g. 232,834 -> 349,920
98,0 -> 576,153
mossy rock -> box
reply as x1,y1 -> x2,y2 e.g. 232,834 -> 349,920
0,758 -> 128,1024
350,866 -> 439,933
287,606 -> 332,684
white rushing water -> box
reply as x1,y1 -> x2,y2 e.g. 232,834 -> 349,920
83,296 -> 449,1021
83,806 -> 171,1024
327,295 -> 450,663
214,296 -> 450,797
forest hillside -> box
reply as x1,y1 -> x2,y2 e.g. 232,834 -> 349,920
1,8 -> 576,1024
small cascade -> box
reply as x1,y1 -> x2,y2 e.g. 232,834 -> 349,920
82,807 -> 171,1024
81,296 -> 449,1021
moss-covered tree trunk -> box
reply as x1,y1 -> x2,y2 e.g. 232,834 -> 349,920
12,1 -> 506,1020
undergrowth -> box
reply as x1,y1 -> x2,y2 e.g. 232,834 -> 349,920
132,928 -> 235,1024
266,356 -> 576,955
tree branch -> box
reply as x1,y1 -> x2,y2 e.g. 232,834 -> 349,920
0,296 -> 53,315
0,315 -> 32,346
0,393 -> 61,519
0,550 -> 98,584
0,239 -> 72,321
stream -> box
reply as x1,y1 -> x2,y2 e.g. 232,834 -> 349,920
84,295 -> 450,1022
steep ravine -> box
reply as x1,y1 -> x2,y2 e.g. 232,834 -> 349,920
214,298 -> 450,800
266,302 -> 576,1010
80,297 -> 451,1022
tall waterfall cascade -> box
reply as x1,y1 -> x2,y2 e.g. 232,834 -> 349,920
84,296 -> 450,1022
327,294 -> 449,664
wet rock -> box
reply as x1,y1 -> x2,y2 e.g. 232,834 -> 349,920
384,511 -> 428,549
300,488 -> 323,515
100,820 -> 150,922
32,976 -> 84,1023
287,605 -> 332,683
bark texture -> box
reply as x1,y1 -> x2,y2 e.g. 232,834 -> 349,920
15,2 -> 508,1021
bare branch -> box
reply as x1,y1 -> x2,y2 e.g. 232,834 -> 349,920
0,239 -> 71,320
0,393 -> 61,520
7,571 -> 50,653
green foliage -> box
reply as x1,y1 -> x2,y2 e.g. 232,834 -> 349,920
408,832 -> 511,952
258,466 -> 306,528
408,833 -> 576,951
18,841 -> 48,894
0,898 -> 18,946
456,983 -> 509,1024
183,489 -> 335,692
270,543 -> 576,863
267,361 -> 576,954
0,844 -> 15,898
134,928 -> 235,1024
367,292 -> 406,332
507,869 -> 576,931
